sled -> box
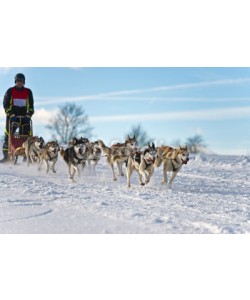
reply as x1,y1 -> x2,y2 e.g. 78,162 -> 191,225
7,116 -> 33,164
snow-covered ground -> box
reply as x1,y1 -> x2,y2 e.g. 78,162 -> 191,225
1,150 -> 250,233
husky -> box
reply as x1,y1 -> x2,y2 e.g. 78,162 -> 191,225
60,137 -> 88,181
22,136 -> 45,166
38,141 -> 60,173
98,135 -> 137,181
87,141 -> 102,168
154,145 -> 189,188
126,142 -> 157,187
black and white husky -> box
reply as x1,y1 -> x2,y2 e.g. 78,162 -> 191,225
60,137 -> 88,182
126,143 -> 157,187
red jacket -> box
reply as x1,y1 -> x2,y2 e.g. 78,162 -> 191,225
3,86 -> 34,116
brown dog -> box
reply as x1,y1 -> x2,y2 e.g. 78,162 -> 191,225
98,135 -> 137,181
155,145 -> 189,188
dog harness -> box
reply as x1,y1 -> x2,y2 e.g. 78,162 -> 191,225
170,159 -> 181,172
131,151 -> 152,169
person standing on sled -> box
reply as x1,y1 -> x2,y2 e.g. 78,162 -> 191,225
0,73 -> 34,163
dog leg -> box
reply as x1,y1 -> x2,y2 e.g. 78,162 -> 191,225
126,167 -> 133,187
45,159 -> 50,173
110,163 -> 117,181
24,148 -> 30,167
38,159 -> 43,171
118,162 -> 124,176
162,161 -> 168,184
69,165 -> 77,182
29,154 -> 33,165
138,172 -> 145,186
51,159 -> 57,173
147,168 -> 154,184
76,165 -> 81,177
168,171 -> 178,189
139,167 -> 149,185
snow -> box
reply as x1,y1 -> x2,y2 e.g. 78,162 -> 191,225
1,150 -> 250,234
8,151 -> 250,300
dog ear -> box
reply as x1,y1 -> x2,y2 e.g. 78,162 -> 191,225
133,135 -> 136,139
152,142 -> 155,149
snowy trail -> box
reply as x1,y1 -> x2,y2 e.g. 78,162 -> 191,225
0,154 -> 250,233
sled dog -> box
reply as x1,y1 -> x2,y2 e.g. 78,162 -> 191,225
38,141 -> 60,173
98,135 -> 137,181
22,136 -> 45,166
155,145 -> 189,188
87,141 -> 102,167
60,137 -> 88,181
126,142 -> 157,187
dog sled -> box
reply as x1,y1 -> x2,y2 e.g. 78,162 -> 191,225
7,116 -> 33,164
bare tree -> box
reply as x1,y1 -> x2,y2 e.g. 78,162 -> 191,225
127,124 -> 151,147
46,103 -> 93,143
186,134 -> 207,153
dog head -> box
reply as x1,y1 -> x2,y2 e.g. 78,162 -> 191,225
125,135 -> 137,150
91,141 -> 102,156
143,142 -> 157,164
177,145 -> 189,164
72,137 -> 87,156
46,141 -> 60,155
34,136 -> 45,150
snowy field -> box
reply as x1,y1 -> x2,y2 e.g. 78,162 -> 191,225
1,150 -> 250,234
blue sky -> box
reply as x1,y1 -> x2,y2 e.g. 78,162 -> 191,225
1,67 -> 250,155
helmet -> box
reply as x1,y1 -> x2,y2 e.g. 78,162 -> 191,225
15,73 -> 25,84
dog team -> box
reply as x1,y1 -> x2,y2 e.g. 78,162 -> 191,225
18,135 -> 189,188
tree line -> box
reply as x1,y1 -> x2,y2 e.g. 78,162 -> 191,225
46,103 -> 207,153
